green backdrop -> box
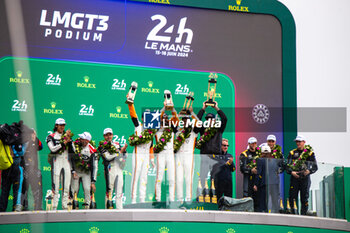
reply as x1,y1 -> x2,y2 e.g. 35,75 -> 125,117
0,57 -> 235,210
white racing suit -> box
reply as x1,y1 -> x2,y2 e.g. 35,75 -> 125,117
128,103 -> 153,204
71,143 -> 98,208
175,130 -> 198,202
100,142 -> 126,209
155,128 -> 176,202
46,132 -> 73,210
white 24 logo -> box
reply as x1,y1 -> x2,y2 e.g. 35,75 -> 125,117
79,104 -> 94,116
12,100 -> 27,111
175,84 -> 189,94
46,74 -> 61,85
147,14 -> 193,44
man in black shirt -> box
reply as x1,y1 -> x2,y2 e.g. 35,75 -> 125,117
196,101 -> 227,190
211,139 -> 235,200
286,135 -> 318,215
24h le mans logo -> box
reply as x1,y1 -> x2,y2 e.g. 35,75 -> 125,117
252,104 -> 270,124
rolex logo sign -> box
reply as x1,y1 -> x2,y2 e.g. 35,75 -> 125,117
44,102 -> 63,115
84,76 -> 89,82
20,229 -> 30,233
159,227 -> 170,233
17,71 -> 23,78
141,81 -> 159,93
77,76 -> 96,89
9,70 -> 30,84
229,0 -> 249,12
89,227 -> 99,233
110,106 -> 128,119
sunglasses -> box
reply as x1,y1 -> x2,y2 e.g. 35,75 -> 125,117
222,144 -> 229,147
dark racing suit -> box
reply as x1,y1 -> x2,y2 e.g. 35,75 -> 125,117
239,149 -> 258,210
286,148 -> 317,215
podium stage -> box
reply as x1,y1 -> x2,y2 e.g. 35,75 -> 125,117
0,209 -> 349,233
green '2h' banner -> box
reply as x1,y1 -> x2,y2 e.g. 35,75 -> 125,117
0,57 -> 235,210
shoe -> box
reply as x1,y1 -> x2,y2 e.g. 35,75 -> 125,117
14,204 -> 23,212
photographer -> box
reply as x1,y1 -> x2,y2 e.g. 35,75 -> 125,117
0,143 -> 27,211
21,130 -> 43,210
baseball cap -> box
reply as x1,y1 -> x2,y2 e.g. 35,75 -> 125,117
261,145 -> 271,153
55,118 -> 66,125
103,128 -> 113,135
294,135 -> 306,142
205,113 -> 215,120
79,132 -> 92,141
248,137 -> 257,144
267,134 -> 276,141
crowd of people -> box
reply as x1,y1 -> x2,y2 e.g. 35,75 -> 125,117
0,100 -> 317,215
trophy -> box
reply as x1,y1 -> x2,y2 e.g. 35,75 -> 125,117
204,73 -> 218,107
125,81 -> 138,104
67,200 -> 73,211
180,92 -> 194,116
164,90 -> 174,110
45,190 -> 53,211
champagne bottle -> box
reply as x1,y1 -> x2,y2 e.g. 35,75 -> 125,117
107,191 -> 114,209
90,192 -> 97,209
286,199 -> 292,214
293,199 -> 298,215
204,181 -> 210,203
73,192 -> 79,210
196,180 -> 204,203
279,198 -> 284,213
211,179 -> 217,204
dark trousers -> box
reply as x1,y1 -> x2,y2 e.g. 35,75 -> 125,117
257,185 -> 267,212
268,184 -> 280,213
243,174 -> 258,210
21,167 -> 43,210
289,176 -> 310,215
0,164 -> 24,211
215,179 -> 232,199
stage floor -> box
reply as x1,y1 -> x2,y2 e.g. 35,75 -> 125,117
0,209 -> 349,232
